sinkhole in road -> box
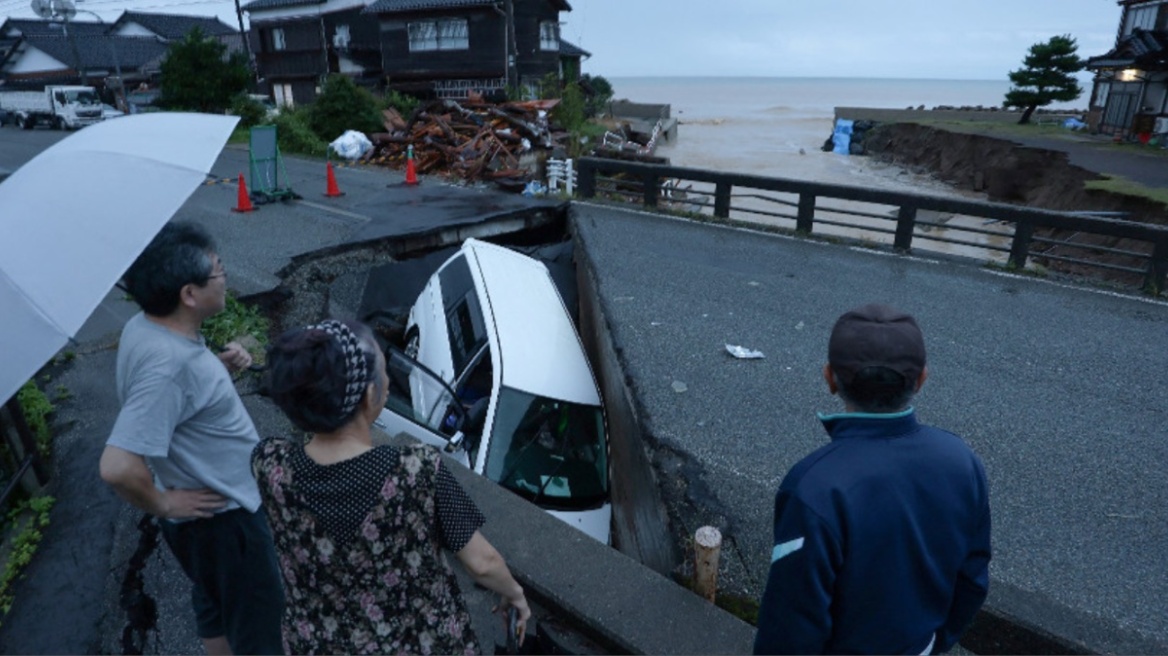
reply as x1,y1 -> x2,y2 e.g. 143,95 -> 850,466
239,208 -> 682,650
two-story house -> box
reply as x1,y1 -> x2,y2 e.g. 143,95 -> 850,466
243,0 -> 383,107
364,0 -> 573,99
1086,0 -> 1168,137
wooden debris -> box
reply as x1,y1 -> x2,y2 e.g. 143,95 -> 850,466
366,98 -> 567,188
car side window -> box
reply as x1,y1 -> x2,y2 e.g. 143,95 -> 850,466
438,256 -> 488,379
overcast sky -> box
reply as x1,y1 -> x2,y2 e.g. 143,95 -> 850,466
2,0 -> 1124,80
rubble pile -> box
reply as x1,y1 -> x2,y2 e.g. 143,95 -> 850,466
366,98 -> 565,186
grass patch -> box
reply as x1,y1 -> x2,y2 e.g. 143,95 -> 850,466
202,293 -> 270,357
0,496 -> 54,623
15,382 -> 53,457
1084,175 -> 1168,206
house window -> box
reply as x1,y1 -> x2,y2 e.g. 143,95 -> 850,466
274,83 -> 294,108
333,24 -> 350,50
540,20 -> 558,51
409,19 -> 468,52
1094,81 -> 1110,108
272,28 -> 286,51
1123,2 -> 1164,34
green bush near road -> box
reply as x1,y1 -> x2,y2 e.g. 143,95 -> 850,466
272,108 -> 329,158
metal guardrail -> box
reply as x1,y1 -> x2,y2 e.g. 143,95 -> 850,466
575,157 -> 1168,294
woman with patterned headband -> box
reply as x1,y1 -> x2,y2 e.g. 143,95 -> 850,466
252,318 -> 530,655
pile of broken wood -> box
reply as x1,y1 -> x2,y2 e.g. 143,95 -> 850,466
365,97 -> 565,187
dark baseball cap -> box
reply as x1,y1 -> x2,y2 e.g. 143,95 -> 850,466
828,304 -> 926,385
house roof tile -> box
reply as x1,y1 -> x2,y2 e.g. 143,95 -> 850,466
1087,29 -> 1168,69
18,34 -> 169,70
241,0 -> 327,12
559,38 -> 588,58
116,11 -> 237,39
363,0 -> 570,15
2,18 -> 110,38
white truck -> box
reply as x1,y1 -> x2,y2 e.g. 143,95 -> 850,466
0,85 -> 103,130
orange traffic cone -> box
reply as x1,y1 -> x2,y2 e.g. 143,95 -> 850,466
324,162 -> 344,197
404,144 -> 419,186
232,173 -> 255,213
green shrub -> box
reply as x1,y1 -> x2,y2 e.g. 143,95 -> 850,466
383,90 -> 420,120
0,496 -> 54,623
552,82 -> 587,132
272,108 -> 328,157
203,293 -> 270,354
229,94 -> 269,129
309,75 -> 382,144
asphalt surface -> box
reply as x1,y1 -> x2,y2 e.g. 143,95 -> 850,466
966,130 -> 1168,190
572,203 -> 1168,653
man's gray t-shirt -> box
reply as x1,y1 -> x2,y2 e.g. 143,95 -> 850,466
107,312 -> 261,513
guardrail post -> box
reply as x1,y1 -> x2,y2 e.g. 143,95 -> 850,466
714,182 -> 731,218
643,171 -> 660,208
1144,239 -> 1168,295
1008,221 -> 1034,270
797,193 -> 816,234
894,206 -> 917,251
577,159 -> 596,199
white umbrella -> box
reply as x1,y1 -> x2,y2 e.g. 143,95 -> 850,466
0,112 -> 239,405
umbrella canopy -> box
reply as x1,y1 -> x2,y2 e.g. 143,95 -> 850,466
0,112 -> 238,405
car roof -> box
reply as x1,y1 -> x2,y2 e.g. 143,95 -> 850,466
463,239 -> 601,406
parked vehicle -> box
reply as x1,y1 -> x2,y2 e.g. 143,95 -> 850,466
0,85 -> 103,130
374,239 -> 612,544
101,104 -> 125,120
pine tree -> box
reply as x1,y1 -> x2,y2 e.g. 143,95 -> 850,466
1004,35 -> 1085,125
159,28 -> 251,113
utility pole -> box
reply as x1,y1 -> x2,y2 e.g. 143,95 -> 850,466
503,0 -> 516,92
232,0 -> 254,80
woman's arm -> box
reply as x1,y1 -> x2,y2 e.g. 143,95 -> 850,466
455,530 -> 531,643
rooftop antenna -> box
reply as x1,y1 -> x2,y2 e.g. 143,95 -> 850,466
31,0 -> 86,85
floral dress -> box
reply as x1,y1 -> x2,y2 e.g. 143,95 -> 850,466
252,438 -> 485,656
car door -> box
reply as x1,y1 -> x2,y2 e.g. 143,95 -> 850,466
374,346 -> 470,468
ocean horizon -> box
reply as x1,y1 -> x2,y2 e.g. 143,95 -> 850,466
603,75 -> 1087,192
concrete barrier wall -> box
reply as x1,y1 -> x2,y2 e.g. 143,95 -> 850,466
610,100 -> 672,120
571,216 -> 679,577
834,106 -> 1083,124
442,435 -> 757,655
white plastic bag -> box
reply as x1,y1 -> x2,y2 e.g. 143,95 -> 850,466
329,130 -> 373,160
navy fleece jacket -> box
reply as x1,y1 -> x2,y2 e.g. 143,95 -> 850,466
753,410 -> 991,655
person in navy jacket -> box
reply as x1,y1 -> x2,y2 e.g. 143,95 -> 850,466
754,304 -> 991,655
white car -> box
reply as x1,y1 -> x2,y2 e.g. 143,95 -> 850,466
374,239 -> 612,544
101,104 -> 125,119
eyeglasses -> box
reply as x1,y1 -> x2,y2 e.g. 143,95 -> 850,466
204,263 -> 227,282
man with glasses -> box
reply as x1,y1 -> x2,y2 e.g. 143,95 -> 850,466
99,221 -> 284,655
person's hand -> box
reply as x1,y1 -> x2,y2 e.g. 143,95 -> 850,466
160,488 -> 227,520
493,592 -> 531,647
217,342 -> 252,373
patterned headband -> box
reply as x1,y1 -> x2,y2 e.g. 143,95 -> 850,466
307,320 -> 368,419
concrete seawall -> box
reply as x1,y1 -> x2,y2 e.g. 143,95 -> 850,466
834,106 -> 1083,125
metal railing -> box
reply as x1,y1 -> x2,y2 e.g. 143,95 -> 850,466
575,158 -> 1168,294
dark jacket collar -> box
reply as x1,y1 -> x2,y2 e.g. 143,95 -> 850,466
818,408 -> 920,440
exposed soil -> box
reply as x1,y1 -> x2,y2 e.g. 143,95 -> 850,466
861,123 -> 1168,289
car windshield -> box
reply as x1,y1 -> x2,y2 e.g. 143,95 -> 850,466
484,387 -> 608,509
67,91 -> 99,105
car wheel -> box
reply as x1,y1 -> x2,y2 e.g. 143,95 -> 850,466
53,116 -> 64,130
404,328 -> 420,359
22,116 -> 34,130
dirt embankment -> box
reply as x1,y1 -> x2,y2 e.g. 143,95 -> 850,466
862,123 -> 1167,286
